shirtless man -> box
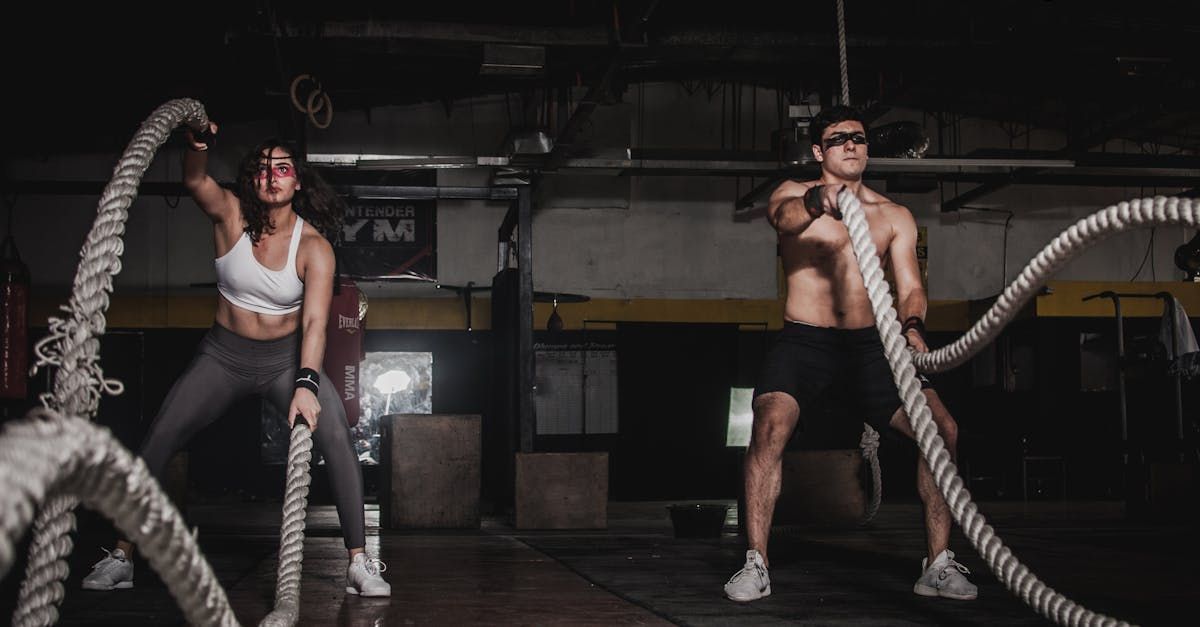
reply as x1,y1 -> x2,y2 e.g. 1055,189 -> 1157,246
723,105 -> 976,603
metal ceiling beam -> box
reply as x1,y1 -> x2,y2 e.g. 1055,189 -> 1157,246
303,151 -> 1198,191
284,20 -> 611,47
966,149 -> 1200,170
278,20 -> 995,50
939,111 -> 1164,212
5,163 -> 1195,201
542,55 -> 623,172
123,149 -> 1189,205
309,153 -> 1079,171
0,181 -> 518,201
930,172 -> 1198,188
342,185 -> 518,200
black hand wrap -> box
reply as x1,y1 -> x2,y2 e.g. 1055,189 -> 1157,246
901,316 -> 927,343
803,185 -> 825,216
187,126 -> 214,151
295,367 -> 320,395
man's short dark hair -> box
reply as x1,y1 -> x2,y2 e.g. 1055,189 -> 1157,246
808,105 -> 868,146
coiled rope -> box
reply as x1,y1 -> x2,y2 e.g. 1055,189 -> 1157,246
841,189 -> 1196,626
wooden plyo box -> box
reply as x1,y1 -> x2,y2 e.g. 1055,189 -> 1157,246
772,449 -> 866,526
515,452 -> 608,529
380,414 -> 481,529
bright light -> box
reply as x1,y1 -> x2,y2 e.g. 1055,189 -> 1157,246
374,369 -> 411,395
726,387 -> 755,447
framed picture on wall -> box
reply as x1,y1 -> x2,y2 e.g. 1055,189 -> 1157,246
335,197 -> 437,281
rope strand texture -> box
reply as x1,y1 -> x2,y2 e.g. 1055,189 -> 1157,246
859,423 -> 882,524
833,0 -> 875,520
14,98 -> 318,627
17,99 -> 210,627
836,189 -> 1184,627
260,423 -> 313,627
32,98 -> 208,418
916,196 -> 1197,374
1,410 -> 239,627
835,0 -> 850,105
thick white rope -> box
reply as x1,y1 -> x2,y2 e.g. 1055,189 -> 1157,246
832,0 -> 880,524
12,495 -> 74,627
31,98 -> 208,418
17,99 -> 210,626
839,190 -> 1200,627
13,98 -> 318,627
859,423 -> 882,524
835,0 -> 850,106
1,410 -> 239,627
6,410 -> 317,627
260,423 -> 314,627
916,196 -> 1197,374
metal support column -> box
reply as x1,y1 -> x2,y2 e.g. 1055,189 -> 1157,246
517,186 -> 535,452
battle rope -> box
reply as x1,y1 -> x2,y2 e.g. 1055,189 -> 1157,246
31,100 -> 211,418
12,98 -> 317,627
842,190 -> 1196,626
18,98 -> 209,627
829,0 -> 883,523
261,422 -> 314,627
914,196 -> 1196,376
858,424 -> 882,524
7,414 -> 316,627
835,0 -> 850,106
2,410 -> 238,627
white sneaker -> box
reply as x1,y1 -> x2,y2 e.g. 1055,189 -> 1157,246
724,549 -> 771,602
81,548 -> 134,591
346,553 -> 391,597
913,549 -> 977,600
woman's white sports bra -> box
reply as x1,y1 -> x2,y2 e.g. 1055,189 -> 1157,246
214,217 -> 305,315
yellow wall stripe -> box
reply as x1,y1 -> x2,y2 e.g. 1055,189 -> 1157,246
1035,281 -> 1200,318
26,280 -> 1197,332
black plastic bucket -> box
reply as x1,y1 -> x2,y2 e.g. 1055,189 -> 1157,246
668,503 -> 730,538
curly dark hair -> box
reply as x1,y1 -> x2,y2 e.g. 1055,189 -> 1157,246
235,139 -> 344,244
808,105 -> 869,147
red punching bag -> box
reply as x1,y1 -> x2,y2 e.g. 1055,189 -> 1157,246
325,278 -> 365,426
0,231 -> 30,400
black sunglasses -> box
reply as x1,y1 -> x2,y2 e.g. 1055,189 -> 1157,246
822,131 -> 868,150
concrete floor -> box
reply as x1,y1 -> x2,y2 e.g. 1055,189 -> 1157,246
2,500 -> 1195,626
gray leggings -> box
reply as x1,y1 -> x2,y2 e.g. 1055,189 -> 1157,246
139,323 -> 365,549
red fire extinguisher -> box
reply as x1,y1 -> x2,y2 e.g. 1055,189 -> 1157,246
0,230 -> 30,400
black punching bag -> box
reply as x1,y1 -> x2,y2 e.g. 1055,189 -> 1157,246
0,231 -> 30,400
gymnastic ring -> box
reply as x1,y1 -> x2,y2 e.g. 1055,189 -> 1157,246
306,89 -> 333,129
289,74 -> 324,115
306,88 -> 327,116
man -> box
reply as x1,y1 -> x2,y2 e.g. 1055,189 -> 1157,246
723,105 -> 977,603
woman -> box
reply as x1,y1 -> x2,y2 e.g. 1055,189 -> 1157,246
81,123 -> 390,597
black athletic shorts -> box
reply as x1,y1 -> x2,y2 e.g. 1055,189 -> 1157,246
753,321 -> 932,433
